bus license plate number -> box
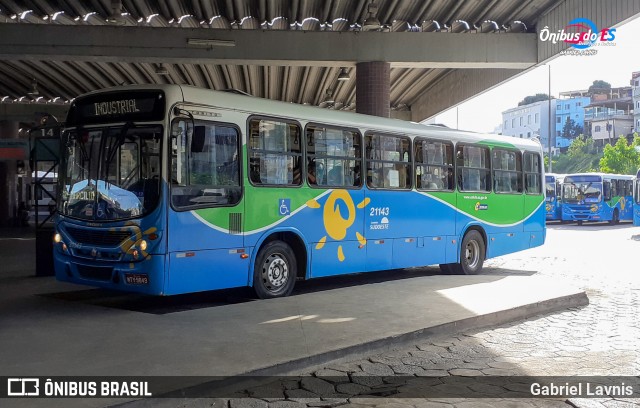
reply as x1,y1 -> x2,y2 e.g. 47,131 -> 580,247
125,273 -> 149,285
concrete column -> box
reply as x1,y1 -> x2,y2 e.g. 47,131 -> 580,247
356,61 -> 390,118
0,120 -> 19,225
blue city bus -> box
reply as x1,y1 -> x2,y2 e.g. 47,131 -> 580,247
562,173 -> 634,225
634,169 -> 640,226
53,85 -> 546,298
545,173 -> 565,222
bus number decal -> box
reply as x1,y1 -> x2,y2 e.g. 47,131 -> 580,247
369,207 -> 390,217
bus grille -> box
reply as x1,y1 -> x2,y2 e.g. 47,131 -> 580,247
77,265 -> 114,281
229,213 -> 242,234
66,226 -> 132,247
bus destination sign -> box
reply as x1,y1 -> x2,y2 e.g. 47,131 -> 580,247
66,90 -> 165,126
94,99 -> 140,117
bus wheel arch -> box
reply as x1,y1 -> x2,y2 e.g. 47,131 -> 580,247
449,226 -> 487,275
251,231 -> 308,299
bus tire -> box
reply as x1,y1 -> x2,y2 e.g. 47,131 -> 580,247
253,241 -> 297,299
609,209 -> 619,225
577,220 -> 583,226
449,230 -> 485,275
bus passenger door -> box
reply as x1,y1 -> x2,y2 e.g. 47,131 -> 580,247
166,117 -> 246,295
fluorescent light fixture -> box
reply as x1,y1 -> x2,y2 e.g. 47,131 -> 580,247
187,38 -> 236,47
337,68 -> 350,81
155,64 -> 169,75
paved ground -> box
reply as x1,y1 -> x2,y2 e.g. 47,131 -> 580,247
170,222 -> 640,408
0,226 -> 584,408
2,223 -> 638,408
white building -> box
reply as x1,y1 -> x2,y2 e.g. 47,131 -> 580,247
584,86 -> 633,146
501,99 -> 556,150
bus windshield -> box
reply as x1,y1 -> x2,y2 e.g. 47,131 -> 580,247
58,125 -> 162,221
563,180 -> 602,204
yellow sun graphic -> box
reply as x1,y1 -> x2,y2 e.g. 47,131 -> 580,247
307,191 -> 369,262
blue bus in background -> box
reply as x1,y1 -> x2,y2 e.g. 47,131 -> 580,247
545,173 -> 565,222
634,169 -> 640,226
562,173 -> 634,225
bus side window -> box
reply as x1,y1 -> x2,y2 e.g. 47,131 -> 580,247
414,138 -> 453,191
306,125 -> 361,188
457,144 -> 490,192
248,118 -> 302,186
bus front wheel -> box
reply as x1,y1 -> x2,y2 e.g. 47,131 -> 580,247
449,230 -> 485,275
253,241 -> 297,299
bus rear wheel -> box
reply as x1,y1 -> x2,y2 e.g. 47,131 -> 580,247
449,230 -> 485,275
609,209 -> 619,225
253,241 -> 297,299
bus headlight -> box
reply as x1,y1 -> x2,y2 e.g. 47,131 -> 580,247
53,233 -> 62,243
139,240 -> 148,251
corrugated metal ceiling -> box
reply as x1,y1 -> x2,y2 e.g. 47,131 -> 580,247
0,0 -> 557,114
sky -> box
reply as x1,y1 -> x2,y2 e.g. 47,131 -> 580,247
429,16 -> 640,133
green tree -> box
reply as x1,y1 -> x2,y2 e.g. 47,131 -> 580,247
588,80 -> 612,94
599,134 -> 640,174
552,135 -> 601,173
561,117 -> 583,139
518,93 -> 551,106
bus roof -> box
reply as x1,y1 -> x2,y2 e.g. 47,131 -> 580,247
73,84 -> 543,152
564,173 -> 635,180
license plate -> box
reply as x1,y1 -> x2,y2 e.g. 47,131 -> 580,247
124,273 -> 149,285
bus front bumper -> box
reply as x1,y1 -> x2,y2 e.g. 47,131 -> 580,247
54,251 -> 166,295
562,208 -> 600,222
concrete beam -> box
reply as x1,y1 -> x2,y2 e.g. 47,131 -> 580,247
0,24 -> 537,69
411,68 -> 525,122
0,103 -> 69,124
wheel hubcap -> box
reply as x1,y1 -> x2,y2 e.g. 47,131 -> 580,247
464,240 -> 480,269
262,253 -> 289,292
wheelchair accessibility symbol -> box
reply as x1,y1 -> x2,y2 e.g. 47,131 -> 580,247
279,198 -> 291,216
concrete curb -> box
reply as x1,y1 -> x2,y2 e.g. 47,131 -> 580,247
247,291 -> 590,376
116,290 -> 589,406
